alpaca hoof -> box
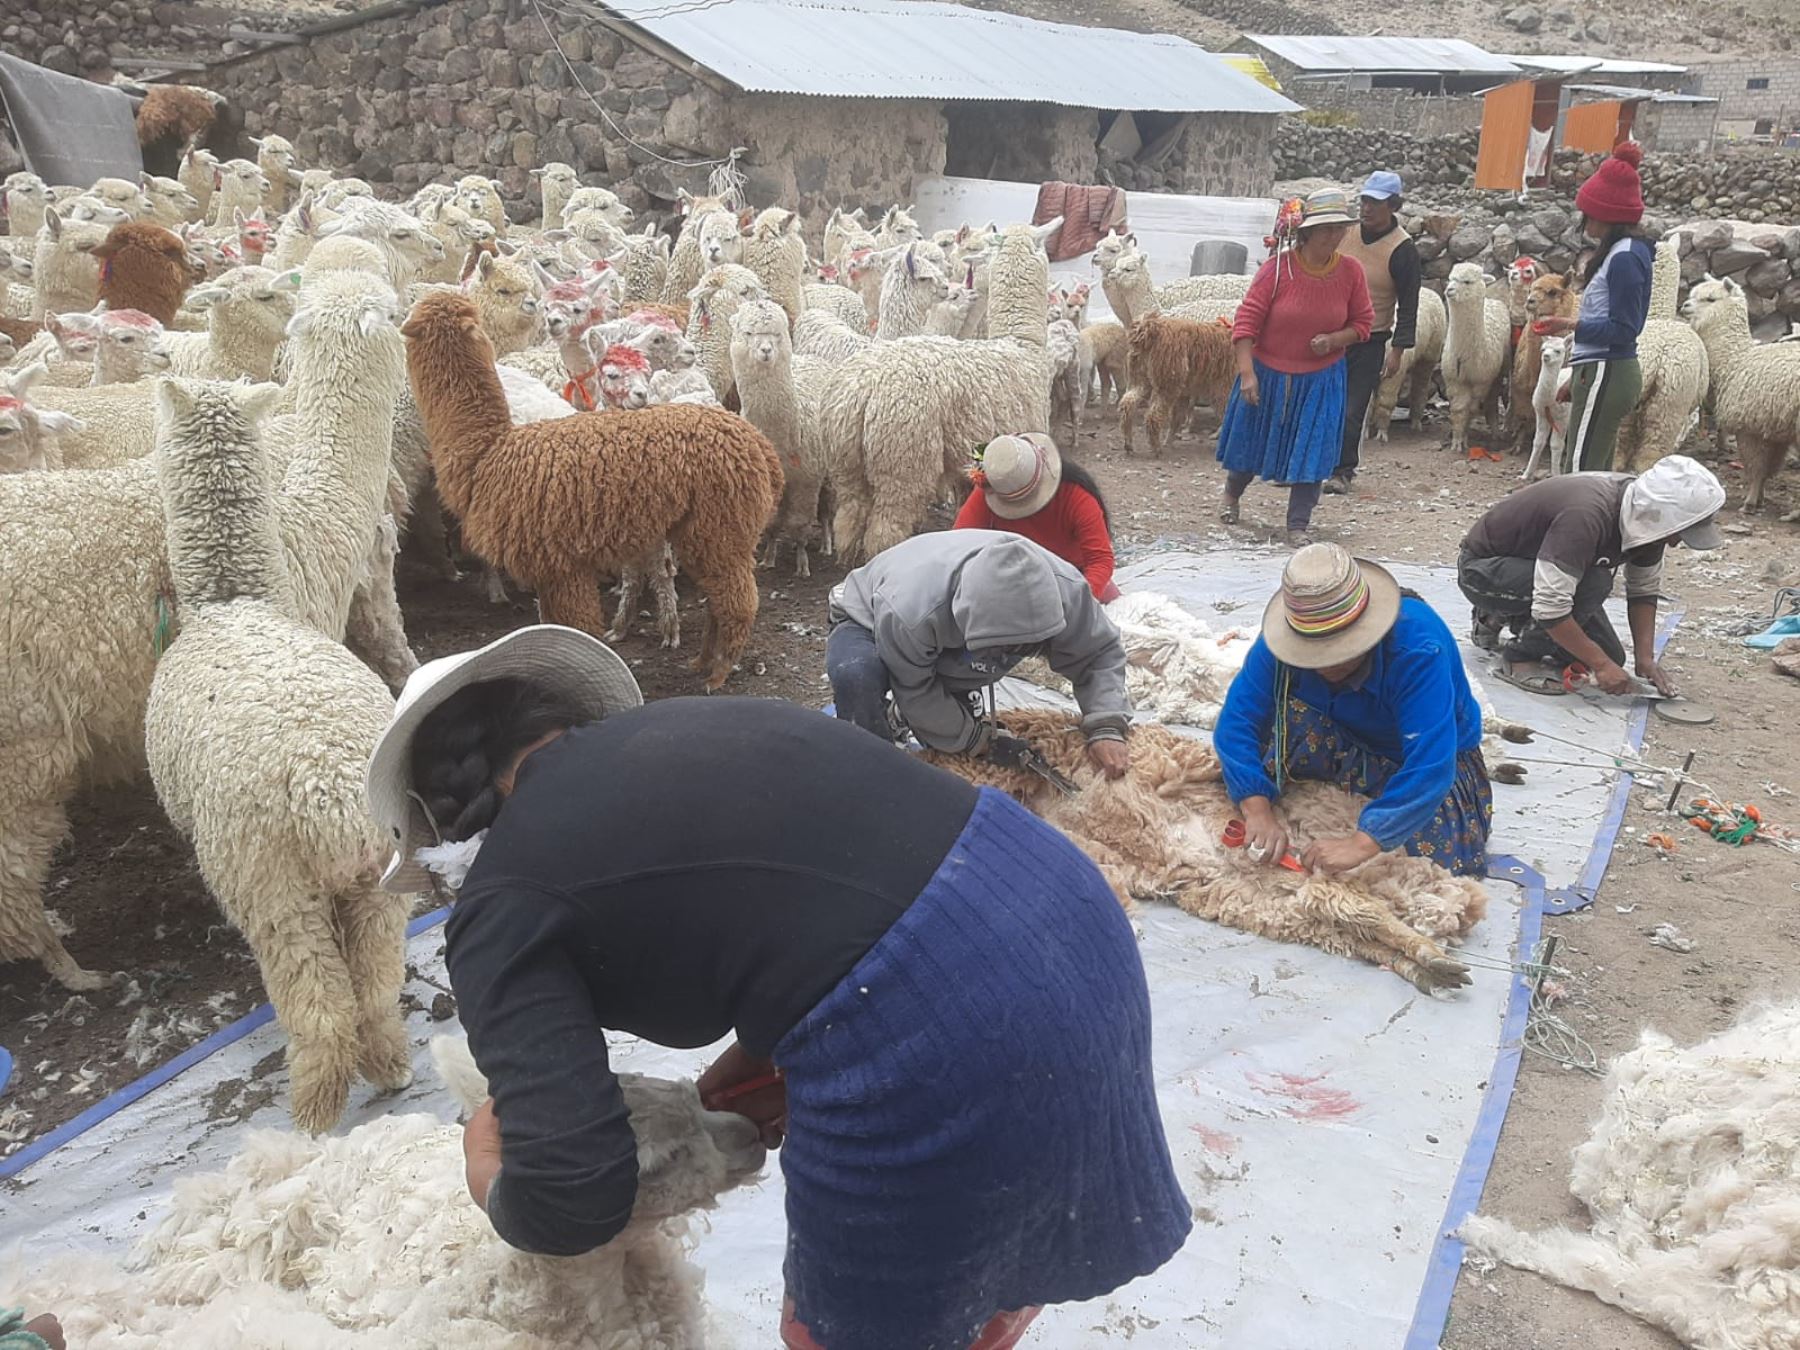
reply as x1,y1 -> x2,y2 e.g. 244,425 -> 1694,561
1412,954 -> 1473,994
51,963 -> 118,993
701,664 -> 732,692
661,633 -> 680,650
289,1064 -> 352,1135
358,1021 -> 415,1091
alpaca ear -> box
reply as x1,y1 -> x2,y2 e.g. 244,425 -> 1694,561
183,287 -> 229,315
285,307 -> 314,340
3,358 -> 49,397
248,135 -> 265,151
477,250 -> 497,279
43,210 -> 61,239
271,268 -> 304,292
234,207 -> 247,228
30,407 -> 81,437
155,376 -> 198,426
235,381 -> 284,422
905,243 -> 917,280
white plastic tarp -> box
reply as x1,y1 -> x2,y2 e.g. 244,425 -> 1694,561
912,176 -> 1275,321
0,552 -> 1658,1348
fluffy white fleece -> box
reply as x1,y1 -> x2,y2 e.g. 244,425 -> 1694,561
6,1039 -> 767,1349
1460,1002 -> 1800,1349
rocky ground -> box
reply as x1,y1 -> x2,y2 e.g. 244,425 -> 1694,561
3,391 -> 1797,1345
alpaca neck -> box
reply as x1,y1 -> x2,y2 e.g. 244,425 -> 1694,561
1700,303 -> 1754,383
161,427 -> 291,611
8,202 -> 46,239
877,277 -> 933,339
410,331 -> 515,519
213,307 -> 280,382
736,353 -> 795,443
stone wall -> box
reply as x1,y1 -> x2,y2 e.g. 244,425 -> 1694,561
1274,123 -> 1480,191
1292,85 -> 1487,138
1,0 -> 221,76
1169,112 -> 1279,198
202,0 -> 948,226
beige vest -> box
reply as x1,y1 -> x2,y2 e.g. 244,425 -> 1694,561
1342,224 -> 1410,334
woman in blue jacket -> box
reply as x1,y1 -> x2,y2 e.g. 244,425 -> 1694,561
1537,141 -> 1654,473
1213,545 -> 1492,877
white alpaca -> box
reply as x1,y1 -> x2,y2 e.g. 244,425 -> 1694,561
731,298 -> 832,576
685,263 -> 765,406
7,1036 -> 768,1347
1617,239 -> 1710,472
1682,275 -> 1800,514
738,207 -> 807,329
1520,334 -> 1572,480
205,158 -> 271,228
875,242 -> 950,339
531,161 -> 580,227
145,377 -> 412,1132
0,271 -> 413,991
1370,288 -> 1448,443
0,361 -> 81,470
1441,262 -> 1511,457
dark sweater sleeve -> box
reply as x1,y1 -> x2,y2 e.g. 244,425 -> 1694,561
1389,239 -> 1422,349
446,884 -> 639,1257
1574,248 -> 1651,350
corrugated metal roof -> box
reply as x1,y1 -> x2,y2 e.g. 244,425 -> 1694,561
1496,54 -> 1689,76
1566,82 -> 1717,104
1243,34 -> 1519,77
604,0 -> 1299,113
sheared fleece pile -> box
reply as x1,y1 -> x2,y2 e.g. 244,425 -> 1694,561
5,1039 -> 766,1349
1460,1002 -> 1800,1349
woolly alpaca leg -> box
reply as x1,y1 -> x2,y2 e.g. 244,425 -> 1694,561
1296,881 -> 1470,992
1447,388 -> 1471,455
344,519 -> 419,693
1739,431 -> 1778,511
830,481 -> 874,566
337,883 -> 413,1092
606,566 -> 645,644
861,461 -> 939,560
0,775 -> 110,990
233,881 -> 361,1132
1406,363 -> 1433,433
399,488 -> 460,582
680,549 -> 758,692
1119,387 -> 1142,453
1482,384 -> 1503,444
1145,393 -> 1170,457
650,545 -> 681,649
534,569 -> 610,642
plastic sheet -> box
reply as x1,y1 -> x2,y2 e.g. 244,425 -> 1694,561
0,552 -> 1662,1347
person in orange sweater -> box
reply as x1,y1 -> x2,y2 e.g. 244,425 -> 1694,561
954,432 -> 1119,601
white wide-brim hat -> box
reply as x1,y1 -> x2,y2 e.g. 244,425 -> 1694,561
978,432 -> 1062,520
365,625 -> 641,893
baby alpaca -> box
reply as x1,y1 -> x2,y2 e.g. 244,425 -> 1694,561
145,378 -> 412,1132
403,291 -> 782,689
1520,334 -> 1571,480
927,710 -> 1485,993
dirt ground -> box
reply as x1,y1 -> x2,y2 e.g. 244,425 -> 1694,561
3,397 -> 1796,1346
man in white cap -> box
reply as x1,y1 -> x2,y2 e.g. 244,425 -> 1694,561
1327,170 -> 1422,496
1458,456 -> 1726,696
827,531 -> 1132,777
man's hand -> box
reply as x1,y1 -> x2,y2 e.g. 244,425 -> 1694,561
1087,738 -> 1129,779
1636,657 -> 1677,697
1381,346 -> 1403,380
463,1097 -> 504,1212
699,1042 -> 787,1147
1241,797 -> 1290,869
1591,660 -> 1633,695
1301,831 -> 1382,875
24,1316 -> 64,1350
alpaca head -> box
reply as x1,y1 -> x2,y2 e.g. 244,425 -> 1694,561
0,361 -> 82,472
1524,271 -> 1577,319
1092,229 -> 1137,274
454,174 -> 506,225
1537,333 -> 1570,376
1505,255 -> 1543,291
0,241 -> 33,283
188,264 -> 303,350
1680,275 -> 1744,332
248,133 -> 297,183
539,269 -> 612,341
46,306 -> 103,362
697,209 -> 746,267
235,209 -> 272,259
2,170 -> 48,215
688,265 -> 766,334
217,158 -> 272,202
319,176 -> 374,210
1446,261 -> 1487,304
596,342 -> 652,410
562,184 -> 632,231
54,196 -> 131,232
468,250 -> 542,346
140,173 -> 199,225
533,161 -> 579,193
96,220 -> 206,290
622,322 -> 695,372
1108,248 -> 1149,294
290,270 -> 404,389
93,309 -> 173,379
729,297 -> 791,370
90,176 -> 152,219
879,204 -> 920,245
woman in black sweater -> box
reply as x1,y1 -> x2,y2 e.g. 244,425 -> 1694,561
364,625 -> 1190,1350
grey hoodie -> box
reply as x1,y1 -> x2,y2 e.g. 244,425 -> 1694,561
830,530 -> 1131,753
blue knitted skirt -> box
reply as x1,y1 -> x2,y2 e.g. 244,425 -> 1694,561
1216,357 -> 1347,484
774,787 -> 1192,1349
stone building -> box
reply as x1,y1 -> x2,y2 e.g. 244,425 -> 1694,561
1690,56 -> 1800,139
199,0 -> 1296,225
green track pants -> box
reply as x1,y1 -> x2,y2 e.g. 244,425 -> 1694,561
1565,357 -> 1643,474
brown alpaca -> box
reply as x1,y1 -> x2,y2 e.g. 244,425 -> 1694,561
401,292 -> 782,690
924,710 -> 1486,993
1117,314 -> 1236,456
1509,272 -> 1580,452
1084,320 -> 1129,407
94,221 -> 205,326
136,86 -> 219,149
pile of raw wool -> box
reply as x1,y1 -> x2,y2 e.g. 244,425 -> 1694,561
1460,1002 -> 1800,1349
5,1040 -> 767,1349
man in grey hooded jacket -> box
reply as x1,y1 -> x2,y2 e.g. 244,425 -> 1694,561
827,531 -> 1132,777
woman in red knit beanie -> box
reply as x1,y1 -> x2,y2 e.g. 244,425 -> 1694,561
1537,141 -> 1655,472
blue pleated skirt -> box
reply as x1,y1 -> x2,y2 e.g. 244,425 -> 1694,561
1216,357 -> 1347,484
774,788 -> 1192,1350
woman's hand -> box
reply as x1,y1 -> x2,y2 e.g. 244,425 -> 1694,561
463,1097 -> 504,1212
1238,368 -> 1260,406
1086,738 -> 1129,779
1309,332 -> 1337,356
1241,797 -> 1289,868
1301,831 -> 1382,875
24,1315 -> 65,1350
699,1041 -> 787,1147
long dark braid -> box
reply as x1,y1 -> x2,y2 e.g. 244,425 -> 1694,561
409,678 -> 589,843
1060,457 -> 1112,534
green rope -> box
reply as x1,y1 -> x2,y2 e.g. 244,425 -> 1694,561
1273,662 -> 1293,794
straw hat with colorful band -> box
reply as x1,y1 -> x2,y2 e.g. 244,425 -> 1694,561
1298,187 -> 1356,229
364,625 -> 642,894
970,432 -> 1062,520
1260,544 -> 1402,669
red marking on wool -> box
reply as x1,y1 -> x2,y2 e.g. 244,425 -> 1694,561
105,309 -> 159,330
1189,1125 -> 1239,1155
1248,1071 -> 1362,1121
625,309 -> 678,332
598,342 -> 650,374
0,396 -> 23,412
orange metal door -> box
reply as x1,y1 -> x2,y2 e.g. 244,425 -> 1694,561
1475,81 -> 1535,190
1563,100 -> 1626,153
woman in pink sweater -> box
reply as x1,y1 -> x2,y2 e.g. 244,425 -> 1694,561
1217,188 -> 1374,546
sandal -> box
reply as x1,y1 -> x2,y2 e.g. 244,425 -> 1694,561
1491,662 -> 1566,696
1219,498 -> 1241,525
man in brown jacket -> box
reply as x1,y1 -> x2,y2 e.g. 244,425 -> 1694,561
1327,170 -> 1422,495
